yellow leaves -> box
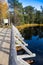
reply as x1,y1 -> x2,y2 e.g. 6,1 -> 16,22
2,2 -> 8,18
0,2 -> 3,19
2,3 -> 8,11
0,2 -> 8,19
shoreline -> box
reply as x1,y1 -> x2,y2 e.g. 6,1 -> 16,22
16,24 -> 43,31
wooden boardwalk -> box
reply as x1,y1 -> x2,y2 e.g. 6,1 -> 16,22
0,28 -> 11,65
0,26 -> 36,65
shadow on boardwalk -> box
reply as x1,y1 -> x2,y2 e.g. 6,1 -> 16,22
0,28 -> 11,65
0,47 -> 9,54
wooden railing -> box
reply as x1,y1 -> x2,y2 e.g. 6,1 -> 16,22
9,24 -> 36,65
9,25 -> 18,65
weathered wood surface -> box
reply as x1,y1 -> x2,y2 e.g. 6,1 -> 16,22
0,28 -> 11,65
0,26 -> 36,65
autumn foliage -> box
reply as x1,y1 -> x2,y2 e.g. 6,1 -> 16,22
0,2 -> 8,20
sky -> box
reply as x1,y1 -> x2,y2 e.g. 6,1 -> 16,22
19,0 -> 43,10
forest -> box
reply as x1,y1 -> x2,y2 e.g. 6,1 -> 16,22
8,0 -> 43,25
0,0 -> 43,25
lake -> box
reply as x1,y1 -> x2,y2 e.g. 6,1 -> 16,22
24,26 -> 43,65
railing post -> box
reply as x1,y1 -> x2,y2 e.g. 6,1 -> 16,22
9,25 -> 18,65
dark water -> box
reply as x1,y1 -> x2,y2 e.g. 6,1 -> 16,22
24,26 -> 43,65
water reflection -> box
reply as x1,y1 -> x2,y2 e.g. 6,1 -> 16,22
23,26 -> 43,65
22,26 -> 43,39
25,36 -> 43,65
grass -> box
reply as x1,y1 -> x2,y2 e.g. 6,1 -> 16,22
16,24 -> 43,31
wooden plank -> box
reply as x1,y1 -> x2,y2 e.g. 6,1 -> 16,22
0,28 -> 11,65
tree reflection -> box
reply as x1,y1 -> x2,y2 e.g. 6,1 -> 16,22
21,26 -> 43,40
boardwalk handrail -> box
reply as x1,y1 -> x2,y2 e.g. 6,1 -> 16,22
9,25 -> 18,65
9,24 -> 36,65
